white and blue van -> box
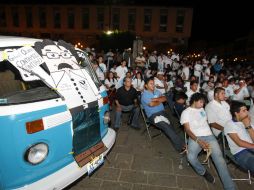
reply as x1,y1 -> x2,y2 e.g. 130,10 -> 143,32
0,36 -> 116,190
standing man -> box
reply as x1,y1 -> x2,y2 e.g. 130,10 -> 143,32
180,93 -> 235,189
205,87 -> 232,137
114,77 -> 140,130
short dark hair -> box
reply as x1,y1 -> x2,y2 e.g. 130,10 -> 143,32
174,91 -> 188,101
144,76 -> 154,85
230,101 -> 246,118
214,87 -> 225,96
189,93 -> 206,105
123,76 -> 131,83
190,80 -> 198,86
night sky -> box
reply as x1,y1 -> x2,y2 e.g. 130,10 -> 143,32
6,0 -> 254,44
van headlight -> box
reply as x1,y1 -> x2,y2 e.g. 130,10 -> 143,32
25,143 -> 48,165
103,111 -> 110,124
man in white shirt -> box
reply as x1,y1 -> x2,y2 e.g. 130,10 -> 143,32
180,93 -> 235,189
205,87 -> 232,137
181,63 -> 190,81
154,72 -> 168,95
115,60 -> 128,80
194,60 -> 203,83
224,101 -> 254,174
185,80 -> 199,105
232,80 -> 250,101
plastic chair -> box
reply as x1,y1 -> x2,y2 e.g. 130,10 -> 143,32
221,131 -> 252,184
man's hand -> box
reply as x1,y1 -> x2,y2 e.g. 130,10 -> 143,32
241,115 -> 251,127
197,139 -> 210,150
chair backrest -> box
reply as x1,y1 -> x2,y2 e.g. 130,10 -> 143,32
221,131 -> 239,165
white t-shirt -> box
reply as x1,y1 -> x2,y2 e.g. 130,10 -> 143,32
180,107 -> 213,136
99,63 -> 107,73
115,66 -> 128,79
154,77 -> 166,94
224,86 -> 234,99
132,78 -> 144,91
224,120 -> 254,155
104,78 -> 118,91
204,67 -> 210,81
194,63 -> 203,78
182,66 -> 190,81
205,100 -> 232,137
249,105 -> 254,126
232,86 -> 250,101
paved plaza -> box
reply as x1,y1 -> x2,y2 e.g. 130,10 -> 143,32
66,108 -> 254,190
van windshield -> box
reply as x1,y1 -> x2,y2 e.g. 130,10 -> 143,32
79,56 -> 101,88
0,61 -> 59,105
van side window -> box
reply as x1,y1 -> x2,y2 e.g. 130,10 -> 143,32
0,61 -> 59,105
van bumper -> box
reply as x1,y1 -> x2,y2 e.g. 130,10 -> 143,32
16,128 -> 116,190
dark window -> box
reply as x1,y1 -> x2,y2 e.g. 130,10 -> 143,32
0,7 -> 7,27
128,9 -> 136,31
0,61 -> 60,105
39,8 -> 47,28
112,8 -> 120,30
82,8 -> 90,29
159,9 -> 168,32
144,9 -> 152,32
97,7 -> 104,30
176,10 -> 185,33
11,7 -> 19,27
25,7 -> 33,28
67,9 -> 75,29
53,9 -> 61,29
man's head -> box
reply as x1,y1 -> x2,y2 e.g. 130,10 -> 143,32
144,77 -> 155,91
214,87 -> 226,102
190,80 -> 198,92
190,93 -> 206,109
230,101 -> 248,121
174,92 -> 187,105
123,77 -> 132,88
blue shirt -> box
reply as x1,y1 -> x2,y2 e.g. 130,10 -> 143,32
141,89 -> 164,118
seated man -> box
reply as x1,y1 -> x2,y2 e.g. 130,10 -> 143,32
224,101 -> 254,174
180,93 -> 235,189
114,77 -> 140,130
173,91 -> 188,117
141,77 -> 186,153
205,87 -> 232,137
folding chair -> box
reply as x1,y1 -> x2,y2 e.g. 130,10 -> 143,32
139,103 -> 161,140
221,131 -> 252,184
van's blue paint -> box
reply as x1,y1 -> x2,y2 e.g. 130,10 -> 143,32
0,105 -> 74,189
99,90 -> 109,138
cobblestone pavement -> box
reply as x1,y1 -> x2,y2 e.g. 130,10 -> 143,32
65,108 -> 254,190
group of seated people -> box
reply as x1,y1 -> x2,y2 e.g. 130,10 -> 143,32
112,74 -> 254,190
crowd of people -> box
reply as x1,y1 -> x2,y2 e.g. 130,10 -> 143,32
85,47 -> 254,189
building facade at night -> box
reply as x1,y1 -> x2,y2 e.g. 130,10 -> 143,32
0,3 -> 193,51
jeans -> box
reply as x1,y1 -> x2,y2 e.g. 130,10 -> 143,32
114,104 -> 140,129
234,148 -> 254,174
149,111 -> 185,153
187,135 -> 235,190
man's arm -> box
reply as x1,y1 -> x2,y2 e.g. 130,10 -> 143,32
183,122 -> 210,149
228,133 -> 254,148
148,96 -> 166,107
241,116 -> 254,141
210,123 -> 224,131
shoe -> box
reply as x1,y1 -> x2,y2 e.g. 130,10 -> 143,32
130,125 -> 141,130
203,170 -> 215,184
113,127 -> 119,132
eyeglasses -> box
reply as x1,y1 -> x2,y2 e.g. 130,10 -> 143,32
44,52 -> 72,59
